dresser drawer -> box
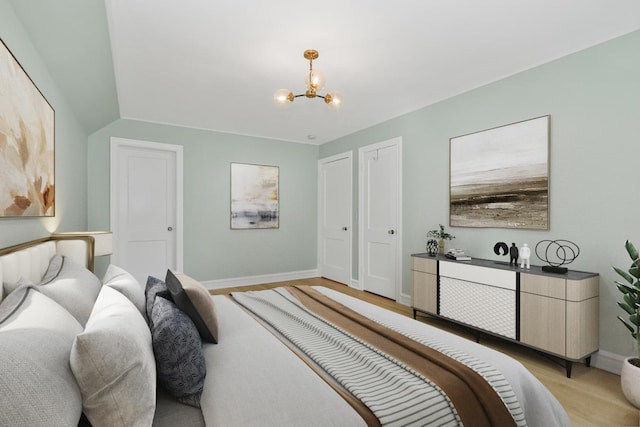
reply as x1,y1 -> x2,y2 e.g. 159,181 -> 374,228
439,260 -> 516,290
521,274 -> 565,299
411,257 -> 437,274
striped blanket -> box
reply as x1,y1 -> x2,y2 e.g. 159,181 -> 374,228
231,286 -> 524,427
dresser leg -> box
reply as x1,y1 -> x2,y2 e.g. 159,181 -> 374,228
586,356 -> 592,368
566,361 -> 573,378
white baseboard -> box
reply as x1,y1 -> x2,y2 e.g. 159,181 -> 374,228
349,279 -> 410,306
592,350 -> 626,375
202,269 -> 320,290
398,292 -> 411,307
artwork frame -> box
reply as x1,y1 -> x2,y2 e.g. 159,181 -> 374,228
449,115 -> 549,230
0,38 -> 55,217
230,163 -> 279,229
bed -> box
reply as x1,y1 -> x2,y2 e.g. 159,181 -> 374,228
0,237 -> 570,427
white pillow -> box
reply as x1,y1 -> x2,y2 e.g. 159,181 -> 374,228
70,286 -> 156,427
0,285 -> 84,426
37,255 -> 102,326
103,264 -> 146,319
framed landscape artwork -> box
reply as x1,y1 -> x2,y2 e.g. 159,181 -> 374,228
231,163 -> 279,229
449,115 -> 549,230
0,38 -> 55,217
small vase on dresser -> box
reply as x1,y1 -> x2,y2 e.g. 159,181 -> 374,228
426,239 -> 438,257
426,224 -> 454,257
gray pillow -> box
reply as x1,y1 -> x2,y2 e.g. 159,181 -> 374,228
2,277 -> 32,298
40,253 -> 64,284
165,270 -> 219,343
0,285 -> 84,426
151,295 -> 206,408
37,255 -> 102,326
103,264 -> 146,320
1,254 -> 64,296
145,275 -> 170,324
70,286 -> 156,427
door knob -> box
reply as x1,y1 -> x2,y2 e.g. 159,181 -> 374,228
388,229 -> 395,235
168,227 -> 173,231
342,227 -> 348,231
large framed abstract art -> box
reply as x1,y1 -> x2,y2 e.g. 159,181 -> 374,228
230,163 -> 279,229
449,115 -> 549,230
0,38 -> 55,217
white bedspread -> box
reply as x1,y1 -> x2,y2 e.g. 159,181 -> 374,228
199,287 -> 570,427
200,293 -> 367,427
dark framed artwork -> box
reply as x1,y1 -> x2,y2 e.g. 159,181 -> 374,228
449,115 -> 549,230
230,163 -> 279,229
0,38 -> 55,217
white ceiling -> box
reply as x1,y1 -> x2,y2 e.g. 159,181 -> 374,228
12,1 -> 640,144
105,0 -> 640,144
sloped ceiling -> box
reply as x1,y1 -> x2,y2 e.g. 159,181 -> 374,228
10,0 -> 640,144
9,0 -> 119,133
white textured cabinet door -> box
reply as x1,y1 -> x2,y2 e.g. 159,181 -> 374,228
438,260 -> 517,339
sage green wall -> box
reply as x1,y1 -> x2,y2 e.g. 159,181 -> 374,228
320,30 -> 640,357
88,119 -> 319,282
0,0 -> 88,247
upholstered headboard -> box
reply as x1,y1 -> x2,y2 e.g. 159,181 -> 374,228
0,236 -> 95,302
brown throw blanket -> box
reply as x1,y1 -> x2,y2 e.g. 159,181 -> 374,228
232,286 -> 517,427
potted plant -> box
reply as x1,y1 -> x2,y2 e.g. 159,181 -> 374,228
427,224 -> 455,255
612,240 -> 640,408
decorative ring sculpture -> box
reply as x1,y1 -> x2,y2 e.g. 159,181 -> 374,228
535,239 -> 580,267
494,242 -> 509,256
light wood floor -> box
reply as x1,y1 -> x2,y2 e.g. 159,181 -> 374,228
210,277 -> 638,426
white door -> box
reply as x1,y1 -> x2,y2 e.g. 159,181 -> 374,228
359,138 -> 402,300
318,152 -> 352,286
110,137 -> 183,285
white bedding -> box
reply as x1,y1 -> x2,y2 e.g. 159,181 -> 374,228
200,293 -> 367,427
200,286 -> 570,427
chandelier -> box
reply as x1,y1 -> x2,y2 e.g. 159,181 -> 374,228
274,49 -> 343,109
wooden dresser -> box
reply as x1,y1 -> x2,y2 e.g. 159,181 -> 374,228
411,253 -> 599,377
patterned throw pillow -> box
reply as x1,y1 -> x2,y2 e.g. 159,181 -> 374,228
145,276 -> 170,325
150,296 -> 206,408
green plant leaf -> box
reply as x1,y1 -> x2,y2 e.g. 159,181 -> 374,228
618,301 -> 636,315
613,266 -> 635,284
631,313 -> 640,327
624,292 -> 638,307
630,264 -> 640,280
619,316 -> 636,334
626,240 -> 639,261
616,281 -> 635,295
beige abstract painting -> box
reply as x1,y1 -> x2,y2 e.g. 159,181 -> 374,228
450,116 -> 549,230
0,39 -> 55,217
231,163 -> 279,229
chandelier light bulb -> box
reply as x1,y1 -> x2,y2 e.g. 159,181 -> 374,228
274,88 -> 294,108
305,69 -> 326,92
325,91 -> 343,110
